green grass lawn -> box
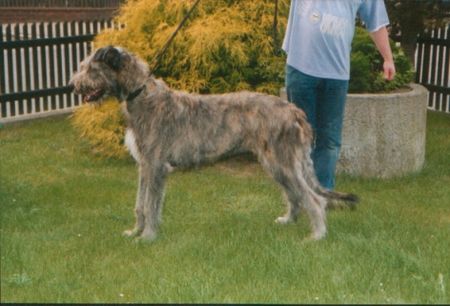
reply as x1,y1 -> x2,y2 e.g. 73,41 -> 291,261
1,111 -> 449,303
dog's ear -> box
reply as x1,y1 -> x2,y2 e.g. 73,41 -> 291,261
94,46 -> 122,71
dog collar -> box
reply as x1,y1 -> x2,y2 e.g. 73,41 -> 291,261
126,85 -> 145,102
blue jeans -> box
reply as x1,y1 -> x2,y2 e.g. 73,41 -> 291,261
285,65 -> 349,190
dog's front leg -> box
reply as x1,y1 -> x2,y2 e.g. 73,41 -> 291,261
137,163 -> 167,243
123,166 -> 146,238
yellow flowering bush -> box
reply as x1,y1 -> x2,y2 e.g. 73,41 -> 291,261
72,98 -> 128,158
95,0 -> 289,94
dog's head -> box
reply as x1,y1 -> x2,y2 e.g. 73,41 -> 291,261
69,46 -> 149,103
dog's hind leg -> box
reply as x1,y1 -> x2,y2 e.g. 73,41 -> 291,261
276,189 -> 302,225
279,168 -> 327,240
259,153 -> 326,240
257,154 -> 301,225
292,155 -> 327,240
296,173 -> 327,240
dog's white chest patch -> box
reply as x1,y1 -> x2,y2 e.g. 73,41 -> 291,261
125,129 -> 140,162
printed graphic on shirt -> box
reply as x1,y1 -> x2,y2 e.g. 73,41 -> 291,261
296,1 -> 352,38
309,11 -> 321,24
319,13 -> 352,38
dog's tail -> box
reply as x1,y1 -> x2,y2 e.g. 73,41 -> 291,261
298,147 -> 359,209
315,187 -> 359,209
293,110 -> 359,209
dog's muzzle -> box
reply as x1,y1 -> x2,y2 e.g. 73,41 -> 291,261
82,88 -> 106,103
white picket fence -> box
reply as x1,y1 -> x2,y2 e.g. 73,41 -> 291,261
415,24 -> 450,113
0,20 -> 117,123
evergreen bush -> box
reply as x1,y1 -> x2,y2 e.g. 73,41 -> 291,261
72,0 -> 414,159
349,27 -> 414,93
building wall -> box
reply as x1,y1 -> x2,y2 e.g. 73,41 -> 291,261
0,7 -> 119,23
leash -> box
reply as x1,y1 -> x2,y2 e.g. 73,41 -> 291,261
273,0 -> 280,54
148,0 -> 281,75
148,0 -> 202,75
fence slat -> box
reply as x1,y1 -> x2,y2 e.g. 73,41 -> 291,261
63,21 -> 73,108
70,21 -> 81,107
47,22 -> 57,111
5,24 -> 14,99
55,22 -> 64,109
31,22 -> 40,113
15,24 -> 24,115
442,26 -> 450,113
0,24 -> 6,118
23,24 -> 32,114
38,23 -> 46,111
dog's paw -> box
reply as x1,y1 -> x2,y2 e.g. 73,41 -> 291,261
122,228 -> 140,238
275,216 -> 294,224
134,231 -> 158,244
303,230 -> 327,242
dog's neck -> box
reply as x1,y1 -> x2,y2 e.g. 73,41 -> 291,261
126,85 -> 146,102
124,76 -> 154,103
125,76 -> 170,106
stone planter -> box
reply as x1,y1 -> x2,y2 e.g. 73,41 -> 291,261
280,84 -> 428,178
339,84 -> 428,178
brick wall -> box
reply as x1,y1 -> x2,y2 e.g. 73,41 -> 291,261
0,8 -> 119,23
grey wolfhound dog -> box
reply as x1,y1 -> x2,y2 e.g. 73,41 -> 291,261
69,46 -> 358,242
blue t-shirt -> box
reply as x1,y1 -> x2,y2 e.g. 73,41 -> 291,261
282,0 -> 390,80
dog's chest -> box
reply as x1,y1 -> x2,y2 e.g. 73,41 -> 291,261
125,128 -> 141,162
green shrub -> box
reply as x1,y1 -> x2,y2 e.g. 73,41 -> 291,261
73,1 -> 414,158
349,27 -> 414,93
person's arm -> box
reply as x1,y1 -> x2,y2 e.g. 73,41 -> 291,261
369,26 -> 396,80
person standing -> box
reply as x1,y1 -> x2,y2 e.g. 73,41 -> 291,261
283,0 -> 396,190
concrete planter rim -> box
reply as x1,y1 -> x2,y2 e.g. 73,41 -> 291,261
280,83 -> 427,99
347,83 -> 426,98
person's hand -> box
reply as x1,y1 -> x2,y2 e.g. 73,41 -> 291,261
383,60 -> 396,81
